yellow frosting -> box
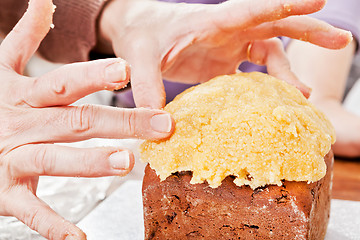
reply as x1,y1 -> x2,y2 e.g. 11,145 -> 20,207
140,72 -> 335,189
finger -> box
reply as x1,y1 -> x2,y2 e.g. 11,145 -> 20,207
7,144 -> 135,178
242,16 -> 352,50
25,106 -> 174,143
126,38 -> 166,109
247,38 -> 311,98
21,58 -> 130,107
6,190 -> 85,240
212,0 -> 326,28
0,0 -> 54,73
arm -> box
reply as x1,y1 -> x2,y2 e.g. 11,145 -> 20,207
286,0 -> 360,157
287,39 -> 360,157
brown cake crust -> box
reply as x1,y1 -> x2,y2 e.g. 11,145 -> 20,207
142,151 -> 333,240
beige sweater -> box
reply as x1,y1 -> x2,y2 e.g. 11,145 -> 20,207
0,0 -> 106,63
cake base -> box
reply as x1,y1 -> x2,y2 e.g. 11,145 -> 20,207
142,151 -> 333,240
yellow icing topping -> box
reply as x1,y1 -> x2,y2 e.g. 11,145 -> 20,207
140,72 -> 335,189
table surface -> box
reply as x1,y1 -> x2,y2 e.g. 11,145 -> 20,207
78,181 -> 360,240
332,157 -> 360,201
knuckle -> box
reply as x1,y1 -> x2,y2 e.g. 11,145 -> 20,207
4,156 -> 16,179
68,105 -> 96,133
33,146 -> 52,175
33,70 -> 69,102
271,38 -> 283,48
271,21 -> 281,35
79,151 -> 94,176
51,74 -> 67,96
0,189 -> 10,216
22,207 -> 41,231
122,109 -> 137,137
47,220 -> 64,240
39,72 -> 67,97
0,107 -> 24,139
13,78 -> 36,107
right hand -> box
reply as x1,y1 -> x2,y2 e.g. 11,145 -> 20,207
98,0 -> 352,108
0,0 -> 174,239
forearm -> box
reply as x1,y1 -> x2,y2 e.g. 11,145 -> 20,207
287,39 -> 356,103
287,40 -> 360,157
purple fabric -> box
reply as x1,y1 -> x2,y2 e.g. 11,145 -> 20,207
162,0 -> 225,3
117,0 -> 360,108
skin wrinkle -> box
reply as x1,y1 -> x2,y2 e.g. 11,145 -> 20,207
24,205 -> 41,232
69,104 -> 94,134
33,145 -> 49,176
126,109 -> 136,137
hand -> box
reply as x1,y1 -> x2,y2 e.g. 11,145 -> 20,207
97,0 -> 352,108
0,0 -> 173,239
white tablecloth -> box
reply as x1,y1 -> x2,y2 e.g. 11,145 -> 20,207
78,180 -> 360,240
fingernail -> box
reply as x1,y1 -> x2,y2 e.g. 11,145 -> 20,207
150,114 -> 172,133
105,61 -> 128,83
108,151 -> 130,170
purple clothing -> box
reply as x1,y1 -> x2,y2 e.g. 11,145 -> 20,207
163,0 -> 225,3
117,0 -> 360,108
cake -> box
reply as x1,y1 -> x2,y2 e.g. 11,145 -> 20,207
141,72 -> 336,239
142,151 -> 333,239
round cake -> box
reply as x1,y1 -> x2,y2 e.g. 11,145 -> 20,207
141,72 -> 335,239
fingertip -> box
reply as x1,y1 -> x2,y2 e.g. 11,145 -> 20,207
129,151 -> 135,168
108,150 -> 135,176
131,66 -> 166,109
291,0 -> 326,14
150,112 -> 174,134
64,227 -> 87,240
308,0 -> 326,12
27,0 -> 55,32
118,150 -> 135,177
103,58 -> 131,90
135,94 -> 166,109
299,85 -> 312,99
63,222 -> 87,240
338,31 -> 353,49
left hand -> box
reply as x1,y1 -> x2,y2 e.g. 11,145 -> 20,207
97,0 -> 352,108
0,0 -> 174,239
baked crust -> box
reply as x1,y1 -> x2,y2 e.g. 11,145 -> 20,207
142,151 -> 333,240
